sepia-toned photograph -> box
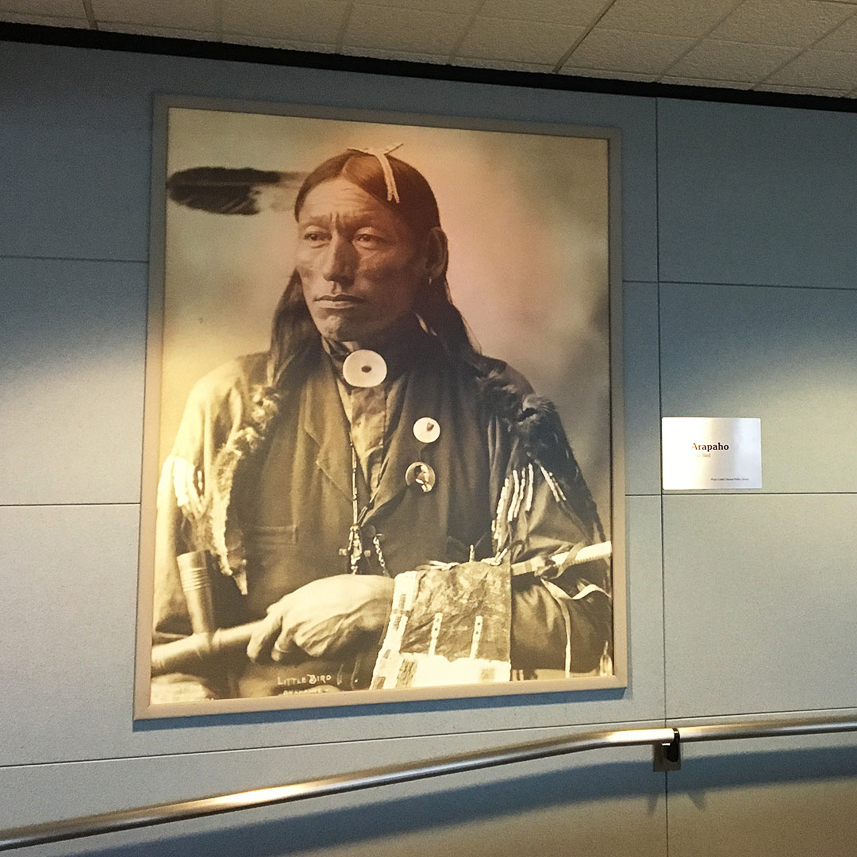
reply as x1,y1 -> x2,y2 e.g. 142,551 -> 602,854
135,99 -> 625,717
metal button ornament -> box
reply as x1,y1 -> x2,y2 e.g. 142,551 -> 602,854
405,461 -> 436,493
342,350 -> 387,387
413,416 -> 441,444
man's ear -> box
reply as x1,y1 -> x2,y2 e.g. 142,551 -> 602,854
424,228 -> 449,281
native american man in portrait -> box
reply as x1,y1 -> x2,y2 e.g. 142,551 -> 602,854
150,146 -> 613,702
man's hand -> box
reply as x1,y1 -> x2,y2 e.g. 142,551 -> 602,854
247,574 -> 395,663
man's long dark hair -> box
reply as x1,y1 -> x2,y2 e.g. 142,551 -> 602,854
267,150 -> 479,387
252,151 -> 604,547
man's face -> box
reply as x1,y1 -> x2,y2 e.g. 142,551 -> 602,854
295,177 -> 428,346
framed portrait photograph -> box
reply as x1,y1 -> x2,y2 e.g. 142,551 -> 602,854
134,96 -> 626,718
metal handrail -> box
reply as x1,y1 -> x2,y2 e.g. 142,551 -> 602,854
2,713 -> 856,851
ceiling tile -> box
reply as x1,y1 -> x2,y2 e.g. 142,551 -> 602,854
101,21 -> 219,40
455,17 -> 587,64
0,0 -> 84,15
564,28 -> 695,75
92,0 -> 220,30
766,47 -> 857,88
0,10 -> 86,25
814,13 -> 857,50
659,74 -> 753,88
667,39 -> 799,81
341,45 -> 449,63
755,81 -> 852,95
222,0 -> 348,44
562,66 -> 659,81
596,0 -> 743,37
452,55 -> 556,72
477,0 -> 611,26
708,0 -> 853,47
343,5 -> 469,54
344,0 -> 480,12
226,33 -> 336,51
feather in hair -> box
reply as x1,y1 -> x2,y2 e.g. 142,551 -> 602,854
166,167 -> 305,215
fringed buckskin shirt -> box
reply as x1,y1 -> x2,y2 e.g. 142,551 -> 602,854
152,324 -> 612,702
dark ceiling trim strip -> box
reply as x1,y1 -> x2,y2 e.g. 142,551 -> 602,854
2,21 -> 857,114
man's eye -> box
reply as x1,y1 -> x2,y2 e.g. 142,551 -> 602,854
354,232 -> 386,247
302,230 -> 329,244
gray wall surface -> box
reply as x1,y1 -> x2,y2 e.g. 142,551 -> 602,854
1,38 -> 856,855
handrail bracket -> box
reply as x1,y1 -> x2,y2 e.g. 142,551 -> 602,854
653,728 -> 681,772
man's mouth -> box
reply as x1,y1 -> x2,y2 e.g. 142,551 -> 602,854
317,294 -> 365,304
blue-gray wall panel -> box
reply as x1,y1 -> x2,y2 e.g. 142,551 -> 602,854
0,258 -> 147,505
0,741 -> 666,857
663,495 -> 857,717
0,504 -> 142,766
622,281 -> 661,496
0,41 -> 656,281
0,496 -> 662,766
667,728 -> 857,857
660,282 -> 857,494
658,99 -> 857,288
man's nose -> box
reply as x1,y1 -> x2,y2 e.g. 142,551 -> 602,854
322,236 -> 356,284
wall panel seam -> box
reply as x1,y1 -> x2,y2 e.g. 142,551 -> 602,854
659,279 -> 857,292
0,255 -> 148,264
0,720 -> 674,769
0,502 -> 141,509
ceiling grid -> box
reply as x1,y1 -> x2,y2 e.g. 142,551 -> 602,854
2,0 -> 857,97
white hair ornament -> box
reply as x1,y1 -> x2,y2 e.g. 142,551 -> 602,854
348,144 -> 404,203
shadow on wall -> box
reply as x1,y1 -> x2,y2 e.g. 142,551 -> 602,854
81,760 -> 660,857
132,686 -> 627,733
671,742 -> 857,798
78,745 -> 857,857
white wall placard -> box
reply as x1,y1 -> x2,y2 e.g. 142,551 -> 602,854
662,417 -> 762,490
